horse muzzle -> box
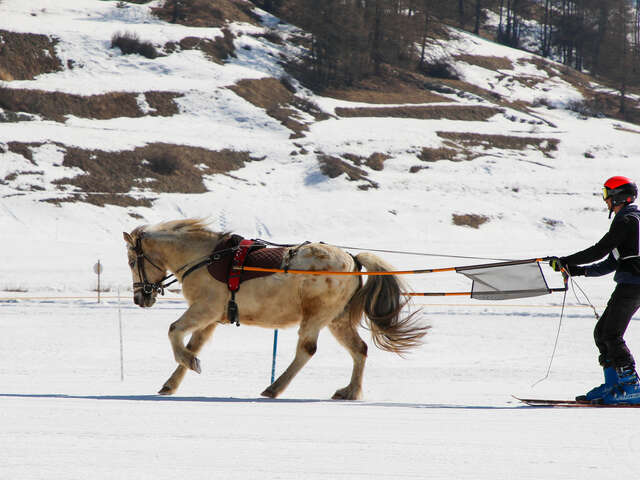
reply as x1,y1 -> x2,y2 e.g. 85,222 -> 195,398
134,290 -> 156,308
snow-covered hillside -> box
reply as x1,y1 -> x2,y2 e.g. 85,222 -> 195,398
1,0 -> 638,294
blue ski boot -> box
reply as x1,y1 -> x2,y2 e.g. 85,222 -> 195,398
601,365 -> 640,405
575,367 -> 618,402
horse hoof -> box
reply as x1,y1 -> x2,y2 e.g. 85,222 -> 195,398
261,387 -> 277,398
332,388 -> 360,400
191,357 -> 202,374
158,385 -> 174,395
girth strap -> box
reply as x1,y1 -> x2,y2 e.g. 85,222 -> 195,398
228,239 -> 256,292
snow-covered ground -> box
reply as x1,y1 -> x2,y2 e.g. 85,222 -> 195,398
2,1 -> 640,478
2,295 -> 639,479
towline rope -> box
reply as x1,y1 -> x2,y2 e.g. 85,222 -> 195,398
331,245 -> 510,262
255,238 -> 513,261
234,257 -> 547,277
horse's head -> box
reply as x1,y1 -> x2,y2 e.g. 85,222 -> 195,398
123,230 -> 168,308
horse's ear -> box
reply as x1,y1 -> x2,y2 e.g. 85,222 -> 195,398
123,232 -> 134,246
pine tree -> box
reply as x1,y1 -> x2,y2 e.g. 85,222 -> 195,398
597,0 -> 636,115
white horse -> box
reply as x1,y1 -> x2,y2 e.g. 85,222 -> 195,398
123,219 -> 428,399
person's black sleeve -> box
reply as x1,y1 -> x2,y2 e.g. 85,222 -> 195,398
561,221 -> 627,266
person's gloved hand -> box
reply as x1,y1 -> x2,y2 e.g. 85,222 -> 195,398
548,257 -> 564,272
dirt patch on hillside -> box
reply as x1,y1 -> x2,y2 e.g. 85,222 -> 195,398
417,147 -> 462,162
577,88 -> 640,125
324,70 -> 451,104
342,152 -> 390,171
437,131 -> 559,158
6,142 -> 262,207
336,105 -> 503,121
165,29 -> 236,63
452,213 -> 489,229
429,77 -> 549,125
0,30 -> 63,81
229,77 -> 330,138
0,88 -> 182,122
152,0 -> 259,27
6,142 -> 37,163
410,132 -> 559,169
318,155 -> 378,190
454,55 -> 515,72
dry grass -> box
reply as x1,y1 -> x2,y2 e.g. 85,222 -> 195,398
336,105 -> 503,121
165,29 -> 236,64
6,142 -> 36,164
411,132 -> 559,168
614,125 -> 640,135
0,30 -> 63,81
342,152 -> 390,171
325,75 -> 450,105
436,131 -> 559,157
452,213 -> 489,229
0,88 -> 182,122
316,64 -> 452,104
418,147 -> 463,162
318,155 -> 378,190
152,0 -> 259,27
0,66 -> 14,81
229,77 -> 329,138
454,55 -> 515,71
7,142 -> 262,207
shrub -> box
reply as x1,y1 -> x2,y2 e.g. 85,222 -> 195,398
452,213 -> 489,229
146,155 -> 183,175
111,31 -> 158,59
419,60 -> 459,80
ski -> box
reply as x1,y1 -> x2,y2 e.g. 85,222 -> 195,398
513,396 -> 640,408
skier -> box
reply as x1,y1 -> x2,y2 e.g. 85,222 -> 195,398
550,176 -> 640,404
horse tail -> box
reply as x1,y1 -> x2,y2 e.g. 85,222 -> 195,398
348,252 -> 429,355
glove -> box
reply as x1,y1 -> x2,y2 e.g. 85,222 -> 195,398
566,264 -> 585,277
548,257 -> 565,272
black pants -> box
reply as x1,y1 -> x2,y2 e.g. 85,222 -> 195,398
595,283 -> 640,368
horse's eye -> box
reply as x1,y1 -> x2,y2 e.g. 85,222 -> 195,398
129,259 -> 136,268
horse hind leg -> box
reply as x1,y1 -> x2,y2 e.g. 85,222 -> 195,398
159,322 -> 217,395
328,312 -> 368,400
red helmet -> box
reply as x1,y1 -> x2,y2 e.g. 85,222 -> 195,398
603,176 -> 637,206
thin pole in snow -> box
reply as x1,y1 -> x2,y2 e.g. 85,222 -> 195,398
118,287 -> 124,382
270,329 -> 278,384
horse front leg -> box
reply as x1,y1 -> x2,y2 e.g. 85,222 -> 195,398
167,304 -> 215,375
159,322 -> 218,395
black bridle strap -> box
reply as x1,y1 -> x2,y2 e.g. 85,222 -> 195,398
133,236 -> 177,295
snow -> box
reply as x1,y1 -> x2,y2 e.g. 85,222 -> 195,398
1,1 -> 640,478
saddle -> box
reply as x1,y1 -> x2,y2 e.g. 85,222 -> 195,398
207,234 -> 286,285
206,235 -> 288,326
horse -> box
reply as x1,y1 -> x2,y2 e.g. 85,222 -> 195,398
123,219 -> 428,400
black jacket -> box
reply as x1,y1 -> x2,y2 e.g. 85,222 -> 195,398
562,204 -> 640,285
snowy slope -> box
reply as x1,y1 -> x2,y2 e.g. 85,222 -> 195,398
1,2 -> 640,478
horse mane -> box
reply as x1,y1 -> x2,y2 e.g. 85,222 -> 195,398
139,218 -> 220,241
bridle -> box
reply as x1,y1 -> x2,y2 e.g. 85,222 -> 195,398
132,235 -> 178,296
